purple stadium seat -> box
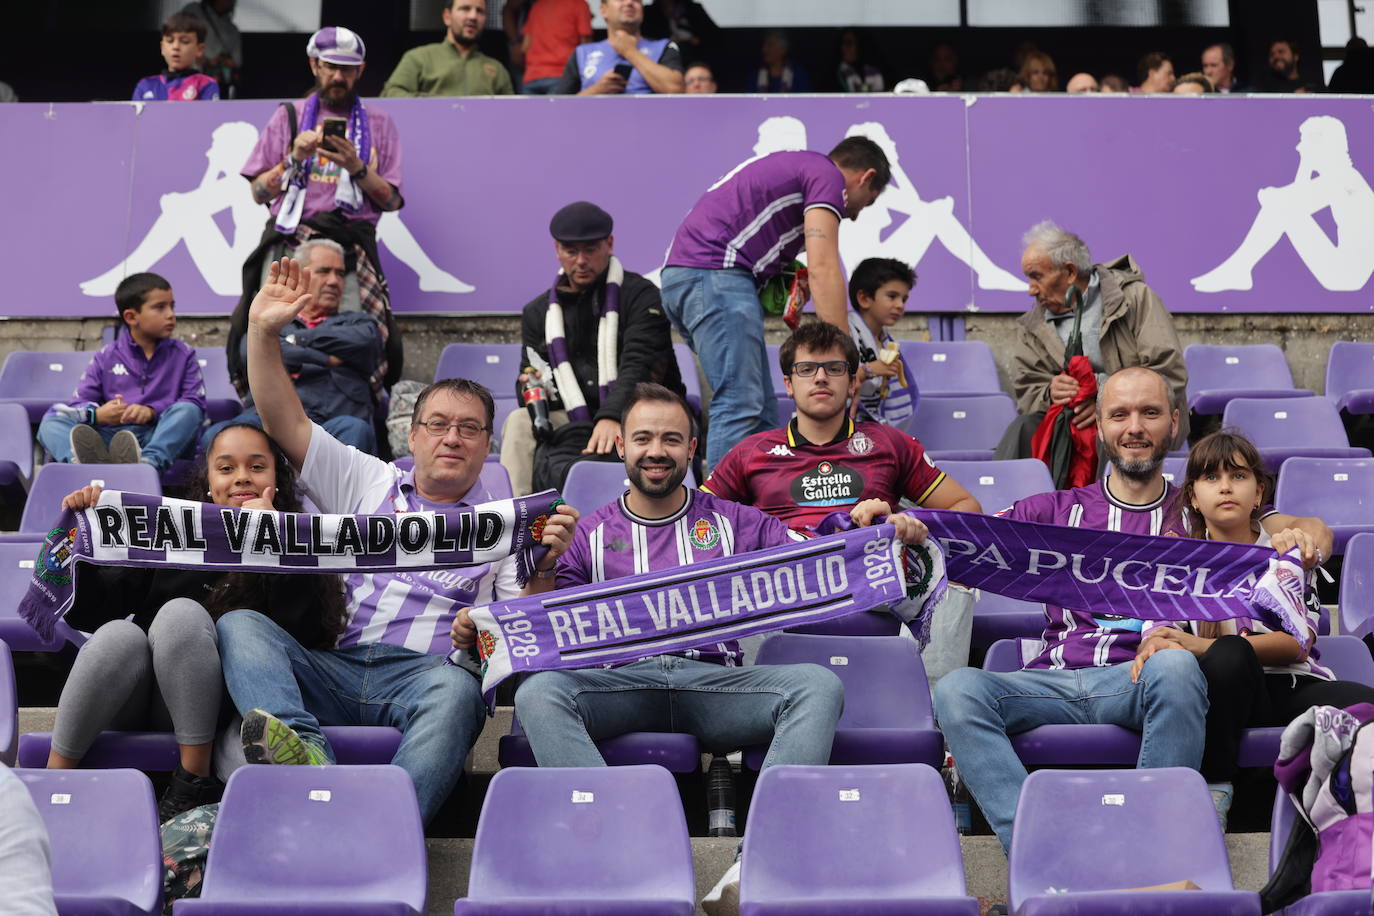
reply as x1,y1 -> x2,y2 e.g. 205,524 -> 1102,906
17,768 -> 162,915
0,541 -> 72,651
739,763 -> 978,915
192,347 -> 243,424
434,342 -> 523,394
17,725 -> 403,770
898,340 -> 1001,397
0,402 -> 33,495
1268,786 -> 1370,915
0,462 -> 161,543
1326,340 -> 1374,416
0,350 -> 97,423
457,764 -> 694,915
903,394 -> 1017,461
744,633 -> 943,768
179,764 -> 425,915
674,343 -> 702,414
1275,458 -> 1374,554
1339,532 -> 1374,639
1222,397 -> 1370,471
0,639 -> 14,766
497,713 -> 703,771
1185,344 -> 1313,415
1009,768 -> 1261,915
765,344 -> 788,397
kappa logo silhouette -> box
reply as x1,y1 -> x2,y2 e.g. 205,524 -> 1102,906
767,444 -> 794,457
111,364 -> 129,376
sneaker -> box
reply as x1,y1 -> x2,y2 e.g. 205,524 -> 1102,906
701,859 -> 741,916
108,429 -> 142,464
241,709 -> 329,766
1208,781 -> 1234,832
158,763 -> 224,823
69,424 -> 109,464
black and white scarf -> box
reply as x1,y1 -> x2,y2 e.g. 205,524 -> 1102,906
544,256 -> 623,421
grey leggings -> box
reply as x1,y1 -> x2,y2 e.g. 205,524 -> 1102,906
51,598 -> 222,761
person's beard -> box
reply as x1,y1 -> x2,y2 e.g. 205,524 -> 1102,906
317,77 -> 357,110
627,457 -> 688,499
451,24 -> 477,49
1106,434 -> 1170,482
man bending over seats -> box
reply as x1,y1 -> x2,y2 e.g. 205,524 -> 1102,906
216,257 -> 577,825
934,366 -> 1331,851
455,382 -> 930,915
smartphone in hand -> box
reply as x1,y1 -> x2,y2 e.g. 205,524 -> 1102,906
613,63 -> 634,80
321,117 -> 347,150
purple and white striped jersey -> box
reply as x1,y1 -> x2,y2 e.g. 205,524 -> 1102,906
299,424 -> 521,659
665,151 -> 847,280
557,488 -> 800,665
997,480 -> 1185,670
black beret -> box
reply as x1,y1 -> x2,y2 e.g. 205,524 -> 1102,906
549,201 -> 613,242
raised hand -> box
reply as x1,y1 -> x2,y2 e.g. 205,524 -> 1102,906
249,257 -> 313,335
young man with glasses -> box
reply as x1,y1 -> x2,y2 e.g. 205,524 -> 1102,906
213,258 -> 579,826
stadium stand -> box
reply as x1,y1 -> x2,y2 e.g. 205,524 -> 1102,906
458,764 -> 695,915
898,341 -> 1002,397
1185,344 -> 1314,416
1339,532 -> 1374,639
497,712 -> 702,771
904,393 -> 1018,461
17,767 -> 163,915
1275,457 -> 1374,554
739,763 -> 978,914
193,346 -> 245,424
1325,340 -> 1374,417
0,403 -> 33,500
1222,396 -> 1371,470
434,342 -> 524,397
0,351 -> 96,424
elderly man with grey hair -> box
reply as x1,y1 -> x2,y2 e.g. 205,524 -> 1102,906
994,220 -> 1188,460
203,238 -> 384,453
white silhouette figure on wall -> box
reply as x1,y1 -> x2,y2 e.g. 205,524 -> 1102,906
841,121 -> 1024,291
709,115 -> 809,190
1191,115 -> 1374,292
82,121 -> 474,297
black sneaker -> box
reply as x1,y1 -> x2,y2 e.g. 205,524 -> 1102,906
158,764 -> 224,823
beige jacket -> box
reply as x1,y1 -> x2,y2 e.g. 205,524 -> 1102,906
1010,254 -> 1189,442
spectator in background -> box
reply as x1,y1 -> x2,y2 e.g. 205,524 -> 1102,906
1100,73 -> 1130,92
1259,39 -> 1309,92
836,28 -> 884,92
134,11 -> 219,101
1201,42 -> 1241,92
1018,51 -> 1059,92
684,62 -> 717,93
846,258 -> 916,427
1174,72 -> 1214,94
182,0 -> 241,96
1328,38 -> 1374,93
0,81 -> 15,102
976,68 -> 1019,92
642,0 -> 716,54
926,41 -> 963,91
751,30 -> 811,93
1065,72 -> 1099,93
1136,51 -> 1176,92
505,0 -> 591,95
383,0 -> 514,96
558,0 -> 684,94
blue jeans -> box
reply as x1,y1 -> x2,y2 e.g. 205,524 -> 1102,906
37,401 -> 204,471
520,76 -> 560,95
202,407 -> 375,455
933,651 -> 1208,850
514,655 -> 844,768
215,610 -> 485,825
660,266 -> 778,470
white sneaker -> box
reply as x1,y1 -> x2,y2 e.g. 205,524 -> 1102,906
701,859 -> 741,916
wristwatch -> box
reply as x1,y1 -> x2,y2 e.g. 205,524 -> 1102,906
350,163 -> 369,181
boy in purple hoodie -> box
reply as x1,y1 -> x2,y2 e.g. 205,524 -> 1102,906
38,273 -> 206,471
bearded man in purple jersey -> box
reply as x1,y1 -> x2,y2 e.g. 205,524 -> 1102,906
934,367 -> 1332,851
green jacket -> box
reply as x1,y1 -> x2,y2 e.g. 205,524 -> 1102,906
381,41 -> 514,97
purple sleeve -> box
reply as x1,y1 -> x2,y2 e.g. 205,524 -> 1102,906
555,524 -> 592,588
800,158 -> 845,219
998,490 -> 1057,524
736,504 -> 795,551
201,78 -> 220,101
70,353 -> 107,408
175,346 -> 208,412
370,110 -> 403,199
242,104 -> 292,180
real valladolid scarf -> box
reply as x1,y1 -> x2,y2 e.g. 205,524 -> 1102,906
544,256 -> 623,421
17,490 -> 563,643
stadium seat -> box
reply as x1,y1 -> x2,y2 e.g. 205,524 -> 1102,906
1325,340 -> 1374,416
1339,532 -> 1374,639
0,639 -> 14,766
0,350 -> 97,423
1185,344 -> 1313,415
434,342 -> 523,392
1222,397 -> 1370,471
898,340 -> 1001,396
764,344 -> 788,397
674,342 -> 702,414
17,725 -> 403,770
745,633 -> 943,768
938,459 -> 1053,648
0,402 -> 33,498
1009,768 -> 1260,915
17,768 -> 162,916
0,461 -> 161,542
903,394 -> 1017,461
1275,457 -> 1374,554
193,347 -> 244,423
0,541 -> 71,652
739,763 -> 978,915
457,764 -> 694,915
1267,786 -> 1368,916
497,713 -> 703,772
179,764 -> 425,915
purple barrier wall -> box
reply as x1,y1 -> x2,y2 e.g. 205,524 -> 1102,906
3,95 -> 1371,316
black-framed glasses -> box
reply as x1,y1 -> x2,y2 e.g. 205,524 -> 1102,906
417,419 -> 490,439
790,360 -> 851,378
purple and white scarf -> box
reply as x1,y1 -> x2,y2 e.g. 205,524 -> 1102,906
543,256 -> 623,421
18,489 -> 562,643
276,92 -> 373,234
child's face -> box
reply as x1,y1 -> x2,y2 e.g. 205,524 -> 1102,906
1191,456 -> 1263,528
124,288 -> 177,341
858,280 -> 911,327
161,31 -> 203,71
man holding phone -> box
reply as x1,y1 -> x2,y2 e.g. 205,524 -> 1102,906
555,0 -> 684,94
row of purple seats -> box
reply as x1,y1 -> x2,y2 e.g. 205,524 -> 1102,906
1223,397 -> 1370,471
1276,458 -> 1374,555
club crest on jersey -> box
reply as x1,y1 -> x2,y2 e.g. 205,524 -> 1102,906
791,461 -> 863,507
607,536 -> 630,552
35,527 -> 78,586
848,431 -> 874,456
689,518 -> 720,550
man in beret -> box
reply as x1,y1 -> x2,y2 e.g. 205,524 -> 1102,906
500,201 -> 685,495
